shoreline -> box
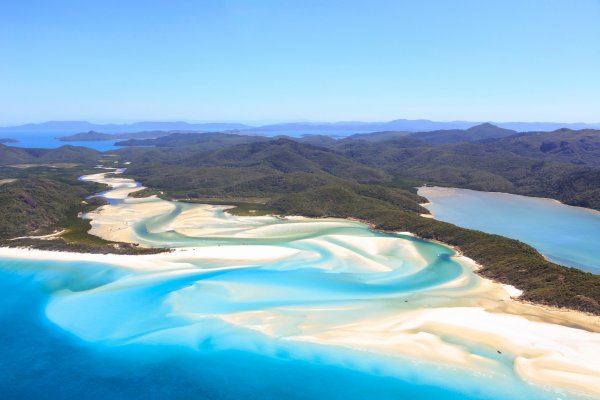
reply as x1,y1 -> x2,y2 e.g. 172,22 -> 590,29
417,185 -> 600,273
418,185 -> 600,216
2,241 -> 600,397
330,214 -> 600,332
74,174 -> 600,324
5,171 -> 599,322
2,170 -> 600,398
4,211 -> 600,334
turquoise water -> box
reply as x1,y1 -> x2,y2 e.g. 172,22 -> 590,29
0,246 -> 563,400
418,187 -> 600,274
0,266 -> 472,400
0,173 -> 596,399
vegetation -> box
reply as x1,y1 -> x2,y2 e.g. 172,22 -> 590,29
116,131 -> 265,148
0,175 -> 99,238
0,143 -> 101,165
59,131 -> 114,141
182,200 -> 278,216
109,128 -> 600,314
0,161 -> 163,254
328,132 -> 600,210
493,128 -> 600,167
408,123 -> 517,144
59,130 -> 173,142
3,125 -> 600,312
270,189 -> 600,314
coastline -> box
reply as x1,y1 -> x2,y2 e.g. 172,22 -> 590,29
4,168 -> 599,332
306,213 -> 600,334
8,237 -> 599,332
418,186 -> 600,274
3,240 -> 600,397
419,185 -> 600,216
3,170 -> 600,397
6,169 -> 600,318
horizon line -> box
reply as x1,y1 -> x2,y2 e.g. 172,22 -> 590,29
2,118 -> 600,129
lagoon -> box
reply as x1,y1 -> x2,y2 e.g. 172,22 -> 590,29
418,187 -> 600,274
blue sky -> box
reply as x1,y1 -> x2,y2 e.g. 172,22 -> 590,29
1,0 -> 599,125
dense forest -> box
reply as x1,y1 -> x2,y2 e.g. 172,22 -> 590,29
0,155 -> 161,254
1,124 -> 600,312
116,124 -> 600,210
113,126 -> 600,314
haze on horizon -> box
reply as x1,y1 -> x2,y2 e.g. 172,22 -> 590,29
1,0 -> 599,125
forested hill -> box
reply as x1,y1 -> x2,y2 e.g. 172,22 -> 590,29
327,127 -> 600,210
120,138 -> 395,200
115,131 -> 266,149
492,128 -> 600,167
113,126 -> 600,210
0,175 -> 100,238
409,123 -> 517,144
0,162 -> 162,254
0,144 -> 101,165
0,145 -> 104,240
2,128 -> 600,312
59,130 -> 179,142
110,129 -> 600,314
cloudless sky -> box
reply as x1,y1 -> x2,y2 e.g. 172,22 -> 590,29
1,0 -> 599,125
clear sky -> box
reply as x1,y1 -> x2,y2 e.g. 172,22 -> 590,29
1,0 -> 599,125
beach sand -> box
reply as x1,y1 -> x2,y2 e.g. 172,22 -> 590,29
3,170 -> 600,398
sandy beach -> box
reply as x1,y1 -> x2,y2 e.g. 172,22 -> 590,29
4,243 -> 600,397
2,170 -> 600,398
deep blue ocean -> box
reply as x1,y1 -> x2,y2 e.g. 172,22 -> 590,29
1,132 -> 122,151
0,266 -> 490,400
0,130 -> 366,152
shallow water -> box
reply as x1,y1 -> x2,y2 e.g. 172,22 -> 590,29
418,187 -> 600,273
0,172 -> 598,399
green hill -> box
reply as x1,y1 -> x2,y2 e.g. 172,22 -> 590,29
411,123 -> 517,144
2,131 -> 600,313
494,128 -> 600,167
185,139 -> 389,182
59,131 -> 114,141
329,136 -> 600,210
0,144 -> 101,165
0,176 -> 101,238
116,131 -> 264,149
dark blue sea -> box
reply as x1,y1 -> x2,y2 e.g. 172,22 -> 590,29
1,132 -> 122,151
0,266 -> 483,400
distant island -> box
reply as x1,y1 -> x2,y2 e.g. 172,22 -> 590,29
0,121 -> 252,135
3,123 -> 600,316
58,131 -> 114,141
0,138 -> 19,144
58,130 -> 183,142
2,119 -> 600,136
3,121 -> 600,399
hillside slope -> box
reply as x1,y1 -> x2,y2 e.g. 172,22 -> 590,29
494,128 -> 600,167
0,176 -> 101,238
0,144 -> 101,165
411,123 -> 517,144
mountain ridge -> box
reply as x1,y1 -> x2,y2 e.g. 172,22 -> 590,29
3,119 -> 600,135
0,121 -> 252,134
